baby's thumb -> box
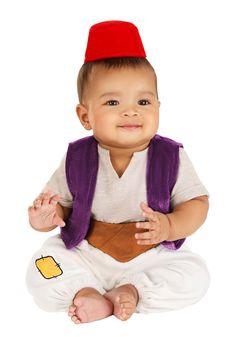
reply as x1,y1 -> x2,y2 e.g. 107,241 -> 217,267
53,214 -> 66,228
58,221 -> 66,228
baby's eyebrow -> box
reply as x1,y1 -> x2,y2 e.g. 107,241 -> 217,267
99,92 -> 121,99
138,91 -> 155,97
99,91 -> 155,99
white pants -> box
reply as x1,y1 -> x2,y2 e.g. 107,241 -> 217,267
26,235 -> 210,313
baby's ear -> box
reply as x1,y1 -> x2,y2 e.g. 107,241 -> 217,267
75,103 -> 86,118
75,104 -> 91,129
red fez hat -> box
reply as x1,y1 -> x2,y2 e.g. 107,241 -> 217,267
84,20 -> 146,63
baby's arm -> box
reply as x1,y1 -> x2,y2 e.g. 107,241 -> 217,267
136,149 -> 209,245
166,195 -> 209,241
136,196 -> 209,245
28,191 -> 72,232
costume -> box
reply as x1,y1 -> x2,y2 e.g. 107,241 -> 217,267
26,134 -> 210,313
26,234 -> 209,313
61,134 -> 185,251
26,20 -> 210,313
84,21 -> 146,62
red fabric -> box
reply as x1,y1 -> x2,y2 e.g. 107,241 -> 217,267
84,20 -> 146,63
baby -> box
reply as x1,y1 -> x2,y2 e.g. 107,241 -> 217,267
26,21 -> 210,324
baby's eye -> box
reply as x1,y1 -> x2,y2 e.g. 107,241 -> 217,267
138,99 -> 150,106
105,100 -> 119,106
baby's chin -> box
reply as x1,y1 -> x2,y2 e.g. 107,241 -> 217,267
94,131 -> 153,147
103,138 -> 151,152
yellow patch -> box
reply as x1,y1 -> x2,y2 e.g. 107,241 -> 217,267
35,256 -> 63,279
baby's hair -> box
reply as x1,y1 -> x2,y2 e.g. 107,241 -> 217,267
77,57 -> 158,104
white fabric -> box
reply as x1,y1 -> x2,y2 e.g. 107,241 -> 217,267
26,235 -> 210,313
41,145 -> 209,223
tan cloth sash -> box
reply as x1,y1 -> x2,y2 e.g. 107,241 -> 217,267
85,219 -> 158,262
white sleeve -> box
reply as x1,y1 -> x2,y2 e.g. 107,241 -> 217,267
170,148 -> 209,209
40,154 -> 73,208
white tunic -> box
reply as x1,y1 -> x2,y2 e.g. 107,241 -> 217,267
41,144 -> 209,222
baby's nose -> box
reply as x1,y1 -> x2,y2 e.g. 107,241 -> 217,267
122,107 -> 139,116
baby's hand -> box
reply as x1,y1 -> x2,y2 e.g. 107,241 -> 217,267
28,191 -> 65,231
135,202 -> 170,245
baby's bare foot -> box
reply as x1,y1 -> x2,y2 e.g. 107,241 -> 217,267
104,284 -> 139,321
68,287 -> 113,324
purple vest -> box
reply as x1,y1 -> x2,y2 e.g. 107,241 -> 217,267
61,134 -> 185,250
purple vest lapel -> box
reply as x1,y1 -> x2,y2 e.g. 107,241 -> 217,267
61,134 -> 185,250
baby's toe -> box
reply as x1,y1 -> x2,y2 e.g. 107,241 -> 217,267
71,315 -> 81,324
120,311 -> 129,320
119,298 -> 136,320
121,302 -> 133,311
119,295 -> 136,307
68,304 -> 76,316
74,297 -> 83,307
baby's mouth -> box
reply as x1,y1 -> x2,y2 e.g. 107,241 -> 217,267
118,124 -> 142,130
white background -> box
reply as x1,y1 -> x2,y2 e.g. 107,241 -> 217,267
0,0 -> 235,335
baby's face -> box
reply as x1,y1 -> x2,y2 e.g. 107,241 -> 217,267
77,65 -> 160,151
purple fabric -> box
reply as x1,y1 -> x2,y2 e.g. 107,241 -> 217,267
61,134 -> 185,250
146,135 -> 185,250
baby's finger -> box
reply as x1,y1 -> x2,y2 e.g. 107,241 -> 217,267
140,203 -> 157,220
49,194 -> 60,205
140,201 -> 154,213
53,214 -> 66,228
136,221 -> 156,230
58,221 -> 66,228
33,198 -> 42,209
136,238 -> 157,245
135,231 -> 154,240
28,206 -> 36,214
142,211 -> 160,224
42,193 -> 51,206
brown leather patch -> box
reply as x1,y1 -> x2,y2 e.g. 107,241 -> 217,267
85,219 -> 157,262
